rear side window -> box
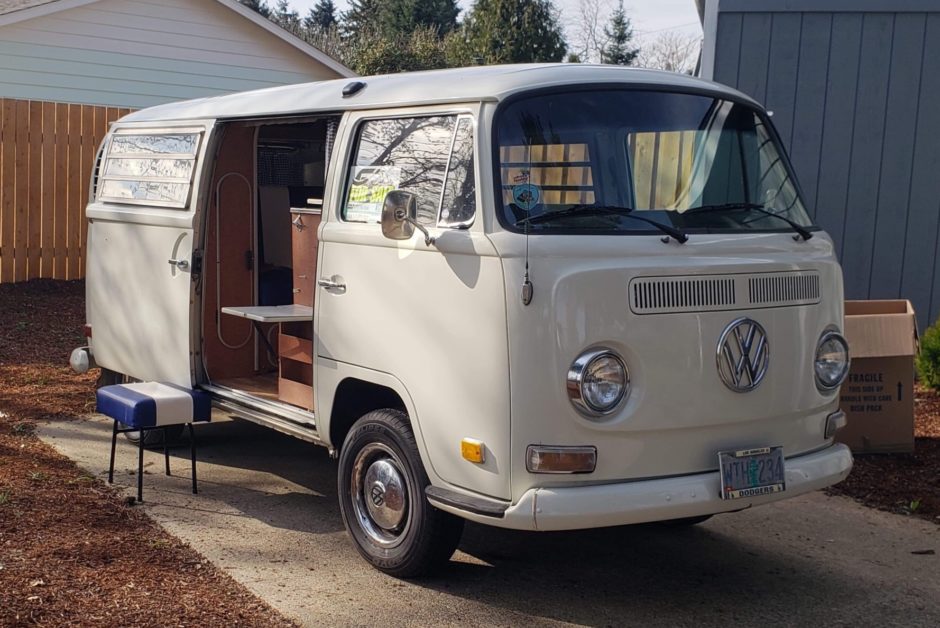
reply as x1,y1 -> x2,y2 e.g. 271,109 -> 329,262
343,115 -> 475,227
97,129 -> 203,208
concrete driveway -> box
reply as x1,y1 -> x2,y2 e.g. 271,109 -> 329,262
42,416 -> 940,627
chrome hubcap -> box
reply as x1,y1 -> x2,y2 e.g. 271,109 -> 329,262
351,443 -> 410,548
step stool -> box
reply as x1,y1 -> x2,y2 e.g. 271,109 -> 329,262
96,382 -> 211,503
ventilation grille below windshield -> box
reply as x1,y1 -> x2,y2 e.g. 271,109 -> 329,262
749,273 -> 820,306
631,277 -> 736,314
630,271 -> 821,314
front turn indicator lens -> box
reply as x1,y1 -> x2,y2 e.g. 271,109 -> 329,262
526,445 -> 597,474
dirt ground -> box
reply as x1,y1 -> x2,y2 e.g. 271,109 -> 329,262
1,279 -> 938,624
827,386 -> 940,522
0,280 -> 292,627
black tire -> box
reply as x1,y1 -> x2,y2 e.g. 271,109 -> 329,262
337,409 -> 464,578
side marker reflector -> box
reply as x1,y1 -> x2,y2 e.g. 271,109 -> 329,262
461,438 -> 485,463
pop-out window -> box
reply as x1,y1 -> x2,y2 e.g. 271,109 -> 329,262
499,143 -> 595,206
97,130 -> 202,208
343,115 -> 475,227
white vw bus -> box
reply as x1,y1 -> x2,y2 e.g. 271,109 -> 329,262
72,65 -> 853,577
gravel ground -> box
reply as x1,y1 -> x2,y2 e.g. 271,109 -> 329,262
0,280 -> 293,627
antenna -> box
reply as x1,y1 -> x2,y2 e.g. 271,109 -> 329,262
521,138 -> 534,306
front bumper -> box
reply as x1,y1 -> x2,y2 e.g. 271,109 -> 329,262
436,443 -> 852,531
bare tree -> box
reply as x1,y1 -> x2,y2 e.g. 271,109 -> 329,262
572,0 -> 612,63
635,31 -> 702,74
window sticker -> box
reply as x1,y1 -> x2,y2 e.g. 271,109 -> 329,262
345,165 -> 402,223
511,182 -> 541,211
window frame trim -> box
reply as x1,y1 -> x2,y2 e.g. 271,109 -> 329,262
437,114 -> 477,230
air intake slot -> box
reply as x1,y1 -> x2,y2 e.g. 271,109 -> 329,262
630,276 -> 736,314
748,272 -> 820,306
629,271 -> 822,314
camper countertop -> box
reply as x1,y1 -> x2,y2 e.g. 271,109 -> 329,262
220,305 -> 313,323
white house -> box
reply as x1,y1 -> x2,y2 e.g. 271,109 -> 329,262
0,0 -> 353,283
0,0 -> 354,108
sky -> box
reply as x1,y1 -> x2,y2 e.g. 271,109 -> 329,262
287,1 -> 704,40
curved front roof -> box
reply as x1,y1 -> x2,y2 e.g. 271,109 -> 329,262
122,64 -> 759,123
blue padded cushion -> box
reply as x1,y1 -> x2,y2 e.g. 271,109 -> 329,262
96,384 -> 211,429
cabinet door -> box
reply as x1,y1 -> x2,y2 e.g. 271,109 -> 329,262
291,211 -> 320,306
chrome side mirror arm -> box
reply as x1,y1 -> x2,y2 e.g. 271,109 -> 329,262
396,209 -> 435,246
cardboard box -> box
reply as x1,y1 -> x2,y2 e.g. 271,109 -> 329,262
837,300 -> 918,453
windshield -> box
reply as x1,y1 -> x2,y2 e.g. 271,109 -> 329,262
495,89 -> 814,235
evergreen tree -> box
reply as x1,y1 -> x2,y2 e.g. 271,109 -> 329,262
271,0 -> 300,31
600,0 -> 639,66
381,0 -> 460,36
342,0 -> 381,39
305,0 -> 337,31
455,0 -> 567,65
239,0 -> 271,18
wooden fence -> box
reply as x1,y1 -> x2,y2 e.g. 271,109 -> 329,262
0,98 -> 131,283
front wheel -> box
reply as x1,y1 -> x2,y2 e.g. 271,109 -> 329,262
337,409 -> 464,578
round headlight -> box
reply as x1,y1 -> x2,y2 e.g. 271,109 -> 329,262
815,331 -> 849,391
567,349 -> 629,416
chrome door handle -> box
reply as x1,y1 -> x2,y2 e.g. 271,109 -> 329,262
168,258 -> 189,270
318,277 -> 346,290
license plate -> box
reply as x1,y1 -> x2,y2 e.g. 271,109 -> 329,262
718,446 -> 785,500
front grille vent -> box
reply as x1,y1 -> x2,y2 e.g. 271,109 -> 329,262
631,277 -> 736,314
630,271 -> 821,314
749,273 -> 820,306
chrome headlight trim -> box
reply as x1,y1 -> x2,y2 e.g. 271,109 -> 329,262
566,348 -> 629,417
815,329 -> 850,392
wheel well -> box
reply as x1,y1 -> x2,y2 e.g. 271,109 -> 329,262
329,378 -> 407,449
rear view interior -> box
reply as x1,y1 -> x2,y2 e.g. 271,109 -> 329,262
200,117 -> 338,414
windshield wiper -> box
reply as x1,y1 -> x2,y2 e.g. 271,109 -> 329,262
683,202 -> 813,241
515,205 -> 689,243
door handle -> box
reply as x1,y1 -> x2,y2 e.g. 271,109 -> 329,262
318,276 -> 346,291
168,258 -> 189,270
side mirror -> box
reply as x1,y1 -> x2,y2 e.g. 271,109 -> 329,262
381,191 -> 435,246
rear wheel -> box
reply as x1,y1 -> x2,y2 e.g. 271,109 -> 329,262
337,409 -> 464,578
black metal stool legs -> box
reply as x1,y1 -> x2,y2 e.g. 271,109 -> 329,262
188,423 -> 197,494
108,420 -> 118,484
137,428 -> 144,503
163,426 -> 171,476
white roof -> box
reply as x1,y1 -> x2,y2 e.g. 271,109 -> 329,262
122,64 -> 758,123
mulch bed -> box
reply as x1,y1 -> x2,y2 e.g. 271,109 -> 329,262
0,280 -> 293,627
827,386 -> 940,524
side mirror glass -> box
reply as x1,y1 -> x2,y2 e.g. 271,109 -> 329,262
381,190 -> 435,246
381,190 -> 417,241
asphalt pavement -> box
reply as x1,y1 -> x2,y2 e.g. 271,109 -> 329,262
41,415 -> 940,627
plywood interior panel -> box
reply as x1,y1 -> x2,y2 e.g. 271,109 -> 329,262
202,124 -> 257,381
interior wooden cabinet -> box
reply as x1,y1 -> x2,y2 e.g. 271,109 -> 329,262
202,117 -> 334,413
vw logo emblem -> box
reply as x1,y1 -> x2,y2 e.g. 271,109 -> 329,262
716,318 -> 769,392
370,484 -> 385,507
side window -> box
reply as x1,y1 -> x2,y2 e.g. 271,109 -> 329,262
440,117 -> 475,227
97,130 -> 202,208
343,115 -> 476,227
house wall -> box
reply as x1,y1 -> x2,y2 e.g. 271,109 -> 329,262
0,0 -> 344,109
701,0 -> 940,329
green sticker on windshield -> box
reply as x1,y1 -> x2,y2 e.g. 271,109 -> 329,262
512,183 -> 541,211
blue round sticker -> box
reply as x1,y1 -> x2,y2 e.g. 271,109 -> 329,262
512,183 -> 541,211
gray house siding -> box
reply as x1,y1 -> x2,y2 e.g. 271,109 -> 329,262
702,0 -> 940,329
